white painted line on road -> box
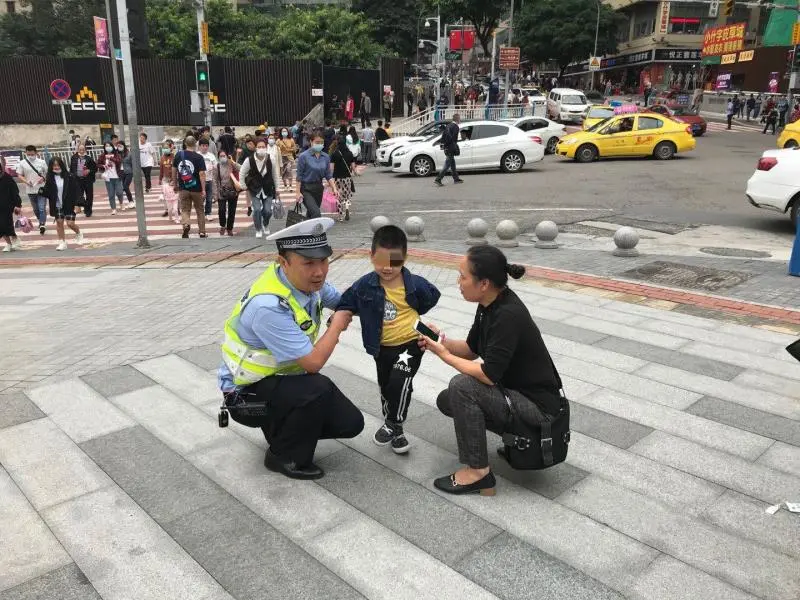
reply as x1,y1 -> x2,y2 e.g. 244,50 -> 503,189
404,208 -> 614,214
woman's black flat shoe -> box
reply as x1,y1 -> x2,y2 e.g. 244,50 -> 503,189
434,471 -> 496,496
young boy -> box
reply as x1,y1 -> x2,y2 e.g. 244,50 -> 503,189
338,226 -> 440,453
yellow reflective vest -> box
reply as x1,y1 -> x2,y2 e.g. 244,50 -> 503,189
221,263 -> 321,386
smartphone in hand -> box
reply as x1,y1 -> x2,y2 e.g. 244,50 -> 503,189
414,319 -> 439,342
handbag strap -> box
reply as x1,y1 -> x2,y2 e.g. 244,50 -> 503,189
23,156 -> 43,178
336,149 -> 355,179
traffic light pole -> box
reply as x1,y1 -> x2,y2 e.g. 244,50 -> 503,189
105,0 -> 126,142
115,0 -> 149,249
196,0 -> 212,129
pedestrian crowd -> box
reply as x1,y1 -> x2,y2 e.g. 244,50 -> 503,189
725,92 -> 799,133
2,108 -> 400,251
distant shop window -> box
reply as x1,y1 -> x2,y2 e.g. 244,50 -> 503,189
633,19 -> 655,38
667,3 -> 714,34
6,1 -> 15,12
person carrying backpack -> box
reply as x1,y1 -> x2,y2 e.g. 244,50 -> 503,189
171,135 -> 207,238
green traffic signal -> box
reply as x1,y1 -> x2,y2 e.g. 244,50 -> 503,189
198,72 -> 207,81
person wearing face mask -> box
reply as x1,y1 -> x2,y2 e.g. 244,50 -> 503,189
266,135 -> 281,181
239,138 -> 280,238
43,157 -> 84,251
97,142 -> 124,215
159,140 -> 180,223
118,142 -> 134,210
16,145 -> 48,234
295,133 -> 337,219
69,144 -> 97,217
277,128 -> 298,191
213,150 -> 242,236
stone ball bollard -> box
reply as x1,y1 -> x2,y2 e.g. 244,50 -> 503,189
466,218 -> 489,246
404,216 -> 426,242
369,215 -> 391,233
613,226 -> 640,257
495,219 -> 520,248
534,220 -> 559,249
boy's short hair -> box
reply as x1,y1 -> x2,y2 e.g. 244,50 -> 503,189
25,145 -> 37,152
371,225 -> 407,255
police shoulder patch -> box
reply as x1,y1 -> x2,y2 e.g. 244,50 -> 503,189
299,320 -> 313,331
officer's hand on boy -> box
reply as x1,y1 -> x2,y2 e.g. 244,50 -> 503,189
328,310 -> 353,332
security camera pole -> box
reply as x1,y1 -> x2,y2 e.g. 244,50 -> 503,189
115,0 -> 149,248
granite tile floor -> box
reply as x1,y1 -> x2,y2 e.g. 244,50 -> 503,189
1,259 -> 799,600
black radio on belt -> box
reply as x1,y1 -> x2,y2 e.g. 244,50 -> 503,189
219,390 -> 269,428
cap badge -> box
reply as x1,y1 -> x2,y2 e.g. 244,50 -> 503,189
311,223 -> 324,235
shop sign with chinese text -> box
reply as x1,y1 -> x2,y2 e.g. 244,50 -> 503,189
701,22 -> 746,57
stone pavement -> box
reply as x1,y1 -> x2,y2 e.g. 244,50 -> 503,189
1,256 -> 799,600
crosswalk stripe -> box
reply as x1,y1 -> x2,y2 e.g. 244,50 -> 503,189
13,179 -> 343,249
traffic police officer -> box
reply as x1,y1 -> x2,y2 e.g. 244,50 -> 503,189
218,217 -> 364,479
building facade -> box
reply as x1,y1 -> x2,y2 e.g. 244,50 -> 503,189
562,0 -> 784,94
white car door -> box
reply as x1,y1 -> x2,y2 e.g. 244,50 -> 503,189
468,124 -> 510,168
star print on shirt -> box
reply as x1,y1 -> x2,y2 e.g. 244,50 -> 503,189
396,350 -> 412,365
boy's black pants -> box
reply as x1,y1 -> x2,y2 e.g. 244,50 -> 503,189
375,341 -> 424,425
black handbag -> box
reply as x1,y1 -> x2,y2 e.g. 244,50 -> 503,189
285,201 -> 306,226
499,358 -> 571,470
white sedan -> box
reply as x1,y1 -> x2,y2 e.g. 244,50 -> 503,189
376,121 -> 448,166
501,116 -> 566,154
746,147 -> 800,225
391,121 -> 545,177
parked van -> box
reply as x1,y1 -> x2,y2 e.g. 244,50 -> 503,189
546,88 -> 590,123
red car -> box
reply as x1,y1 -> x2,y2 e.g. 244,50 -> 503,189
646,104 -> 707,137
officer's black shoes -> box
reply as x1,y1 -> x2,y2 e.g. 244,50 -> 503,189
434,471 -> 496,496
391,433 -> 410,454
264,449 -> 324,480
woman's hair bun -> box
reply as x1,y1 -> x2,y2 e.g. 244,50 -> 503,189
506,263 -> 526,280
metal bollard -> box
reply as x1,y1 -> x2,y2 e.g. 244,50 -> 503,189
534,220 -> 559,249
466,218 -> 489,246
404,216 -> 426,242
495,219 -> 520,248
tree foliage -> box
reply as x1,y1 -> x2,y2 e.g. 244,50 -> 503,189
516,0 -> 621,74
351,0 -> 436,62
0,0 -> 105,57
0,0 -> 391,68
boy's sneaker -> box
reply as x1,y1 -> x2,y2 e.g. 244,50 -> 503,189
391,433 -> 410,454
373,422 -> 396,446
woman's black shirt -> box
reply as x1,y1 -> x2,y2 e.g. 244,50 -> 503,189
466,287 -> 560,416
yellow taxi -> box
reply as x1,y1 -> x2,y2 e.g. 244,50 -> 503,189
583,105 -> 616,130
777,121 -> 800,149
556,112 -> 696,162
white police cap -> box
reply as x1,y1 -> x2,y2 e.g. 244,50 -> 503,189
266,217 -> 335,259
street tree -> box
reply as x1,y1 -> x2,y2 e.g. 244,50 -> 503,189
267,7 -> 390,68
516,0 -> 621,77
0,0 -> 105,57
351,0 -> 436,62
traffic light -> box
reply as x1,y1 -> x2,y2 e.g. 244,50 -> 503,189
722,0 -> 735,18
195,59 -> 210,94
